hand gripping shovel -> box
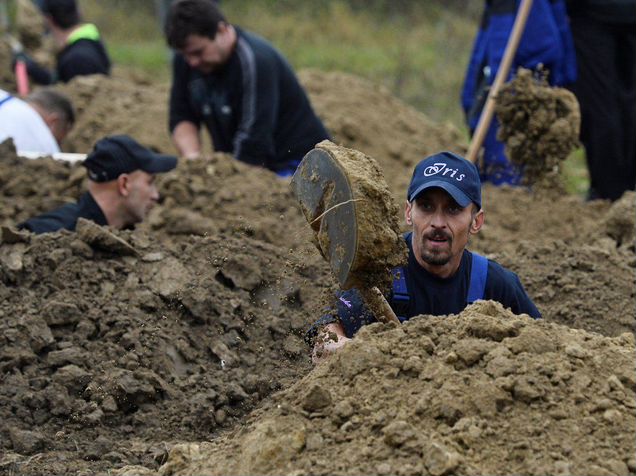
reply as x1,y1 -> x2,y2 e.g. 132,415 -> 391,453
291,141 -> 407,325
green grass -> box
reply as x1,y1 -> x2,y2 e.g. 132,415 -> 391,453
562,147 -> 590,196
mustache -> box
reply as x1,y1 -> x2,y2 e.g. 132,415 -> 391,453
424,230 -> 451,241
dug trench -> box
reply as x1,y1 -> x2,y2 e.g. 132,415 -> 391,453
0,69 -> 634,475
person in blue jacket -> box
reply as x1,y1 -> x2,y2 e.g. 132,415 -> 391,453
308,152 -> 541,363
164,0 -> 330,177
461,0 -> 577,185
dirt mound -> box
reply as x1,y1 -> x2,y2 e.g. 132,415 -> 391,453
472,184 -> 613,255
0,39 -> 17,93
300,70 -> 466,195
496,69 -> 580,188
57,74 -> 174,154
142,301 -> 636,476
0,227 -> 331,475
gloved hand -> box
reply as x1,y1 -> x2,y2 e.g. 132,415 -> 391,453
12,51 -> 54,85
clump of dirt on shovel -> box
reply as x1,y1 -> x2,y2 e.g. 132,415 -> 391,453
309,141 -> 407,294
496,68 -> 580,189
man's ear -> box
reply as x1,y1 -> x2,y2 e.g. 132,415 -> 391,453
470,209 -> 484,234
404,200 -> 413,226
117,174 -> 130,197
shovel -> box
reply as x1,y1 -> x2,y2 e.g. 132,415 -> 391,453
291,141 -> 406,325
466,0 -> 534,163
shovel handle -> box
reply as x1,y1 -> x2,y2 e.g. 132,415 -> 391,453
360,286 -> 401,325
15,59 -> 29,97
466,0 -> 534,163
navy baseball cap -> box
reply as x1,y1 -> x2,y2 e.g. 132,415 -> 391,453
407,151 -> 482,209
83,135 -> 177,183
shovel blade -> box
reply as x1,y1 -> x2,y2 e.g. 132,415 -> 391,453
291,148 -> 358,289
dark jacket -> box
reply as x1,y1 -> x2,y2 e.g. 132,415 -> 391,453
27,23 -> 111,85
169,27 -> 330,175
19,192 -> 108,234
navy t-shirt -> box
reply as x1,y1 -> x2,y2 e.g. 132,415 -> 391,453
169,27 -> 330,174
308,234 -> 541,341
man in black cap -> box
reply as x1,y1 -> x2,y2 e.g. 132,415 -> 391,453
18,0 -> 111,85
164,0 -> 330,176
19,135 -> 177,234
308,151 -> 541,363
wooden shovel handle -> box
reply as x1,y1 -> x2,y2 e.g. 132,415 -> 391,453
360,286 -> 401,325
466,0 -> 534,163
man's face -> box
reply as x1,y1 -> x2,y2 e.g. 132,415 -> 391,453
122,170 -> 159,225
181,26 -> 232,74
405,187 -> 483,275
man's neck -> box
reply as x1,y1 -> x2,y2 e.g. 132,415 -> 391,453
87,186 -> 125,230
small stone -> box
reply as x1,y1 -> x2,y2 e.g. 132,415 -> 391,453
424,441 -> 460,476
301,384 -> 332,412
383,420 -> 415,447
101,395 -> 118,413
607,375 -> 625,391
214,408 -> 227,425
142,252 -> 164,262
565,344 -> 589,359
9,427 -> 46,454
376,462 -> 392,475
602,409 -> 622,424
305,432 -> 324,451
553,461 -> 572,476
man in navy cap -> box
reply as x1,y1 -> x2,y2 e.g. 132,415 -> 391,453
19,135 -> 177,234
308,151 -> 541,363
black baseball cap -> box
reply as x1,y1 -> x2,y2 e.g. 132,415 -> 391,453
83,135 -> 177,183
407,151 -> 482,209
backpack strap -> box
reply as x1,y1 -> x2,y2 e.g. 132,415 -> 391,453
467,252 -> 489,304
390,267 -> 410,320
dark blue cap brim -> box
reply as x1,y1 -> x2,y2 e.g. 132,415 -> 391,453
140,153 -> 178,174
408,180 -> 474,208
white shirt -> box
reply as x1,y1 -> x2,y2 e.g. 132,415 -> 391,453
0,89 -> 60,155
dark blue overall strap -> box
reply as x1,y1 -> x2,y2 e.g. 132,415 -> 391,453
467,252 -> 488,303
391,267 -> 409,320
0,95 -> 13,108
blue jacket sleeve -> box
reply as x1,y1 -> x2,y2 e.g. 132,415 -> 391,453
304,289 -> 378,345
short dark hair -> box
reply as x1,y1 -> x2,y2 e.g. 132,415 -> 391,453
40,0 -> 81,29
164,0 -> 226,50
27,88 -> 75,129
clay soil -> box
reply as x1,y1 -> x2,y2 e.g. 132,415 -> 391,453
0,65 -> 635,476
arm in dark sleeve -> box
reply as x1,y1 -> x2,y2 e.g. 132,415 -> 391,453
169,54 -> 200,133
304,289 -> 378,345
232,40 -> 278,167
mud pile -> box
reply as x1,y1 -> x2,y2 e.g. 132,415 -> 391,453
0,225 -> 331,475
300,70 -> 466,194
1,63 -> 635,476
294,141 -> 408,292
138,301 -> 636,476
57,74 -> 174,154
496,69 -> 581,187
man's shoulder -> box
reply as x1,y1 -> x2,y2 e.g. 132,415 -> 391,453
20,201 -> 81,234
483,255 -> 521,285
236,28 -> 284,64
